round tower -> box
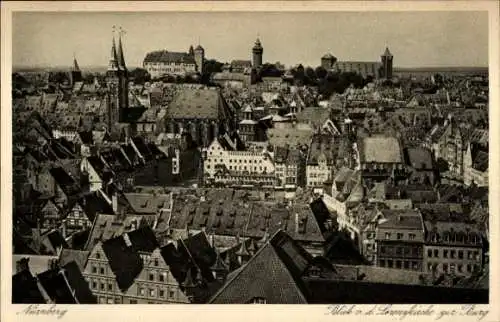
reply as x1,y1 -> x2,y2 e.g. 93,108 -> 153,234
194,45 -> 205,74
252,38 -> 263,68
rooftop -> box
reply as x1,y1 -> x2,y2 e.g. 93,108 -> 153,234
360,135 -> 403,163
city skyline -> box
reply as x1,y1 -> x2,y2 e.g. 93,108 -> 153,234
13,11 -> 488,70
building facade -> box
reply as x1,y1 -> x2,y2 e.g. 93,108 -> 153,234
143,45 -> 205,78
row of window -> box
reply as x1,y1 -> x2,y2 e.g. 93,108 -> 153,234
207,158 -> 264,164
137,285 -> 177,299
384,232 -> 417,240
147,270 -> 168,283
379,245 -> 422,257
426,248 -> 480,260
91,265 -> 107,275
426,262 -> 480,274
378,259 -> 421,270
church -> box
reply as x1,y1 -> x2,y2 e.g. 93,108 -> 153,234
104,30 -> 147,137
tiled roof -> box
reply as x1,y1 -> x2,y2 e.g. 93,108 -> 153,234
296,107 -> 331,128
84,214 -> 145,251
378,209 -> 424,231
404,147 -> 434,170
359,135 -> 403,163
123,193 -> 171,215
102,236 -> 144,292
144,50 -> 195,64
268,127 -> 313,148
58,249 -> 90,271
127,226 -> 159,253
307,134 -> 338,165
37,267 -> 78,303
209,230 -> 310,304
167,88 -> 226,119
61,261 -> 97,303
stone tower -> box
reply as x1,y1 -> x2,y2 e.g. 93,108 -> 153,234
106,30 -> 129,130
70,56 -> 82,85
194,45 -> 205,74
252,38 -> 263,68
381,47 -> 393,79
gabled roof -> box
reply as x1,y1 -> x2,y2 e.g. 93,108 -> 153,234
209,230 -> 311,304
37,267 -> 78,303
12,270 -> 46,303
58,249 -> 90,271
144,50 -> 195,64
127,226 -> 159,253
101,236 -> 144,292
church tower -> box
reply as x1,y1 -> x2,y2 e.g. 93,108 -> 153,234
381,47 -> 393,79
70,55 -> 82,86
252,38 -> 263,69
194,44 -> 205,74
106,29 -> 129,130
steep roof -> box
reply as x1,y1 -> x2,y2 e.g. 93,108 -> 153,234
12,270 -> 46,303
167,88 -> 226,119
144,50 -> 195,64
127,226 -> 159,253
101,236 -> 144,292
123,193 -> 171,215
58,249 -> 90,271
359,135 -> 403,163
209,230 -> 310,304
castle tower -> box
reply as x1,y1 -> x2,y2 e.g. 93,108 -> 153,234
321,53 -> 337,70
252,38 -> 263,68
381,47 -> 393,79
194,45 -> 205,74
188,45 -> 195,56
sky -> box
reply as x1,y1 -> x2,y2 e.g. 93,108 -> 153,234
12,11 -> 488,69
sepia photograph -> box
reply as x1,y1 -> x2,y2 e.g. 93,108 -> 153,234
2,2 -> 498,318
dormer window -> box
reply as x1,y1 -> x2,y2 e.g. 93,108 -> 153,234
250,297 -> 267,304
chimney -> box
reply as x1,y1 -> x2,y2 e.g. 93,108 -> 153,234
112,191 -> 118,213
61,221 -> 67,239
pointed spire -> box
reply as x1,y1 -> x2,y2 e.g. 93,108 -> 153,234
108,26 -> 119,72
72,54 -> 80,72
383,47 -> 393,57
117,27 -> 127,71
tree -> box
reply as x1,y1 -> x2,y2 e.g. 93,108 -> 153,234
315,66 -> 328,80
129,68 -> 151,84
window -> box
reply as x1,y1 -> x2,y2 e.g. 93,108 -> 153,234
139,288 -> 145,296
458,250 -> 464,259
443,250 -> 448,258
169,290 -> 175,298
159,273 -> 165,282
154,258 -> 159,267
92,281 -> 97,289
251,297 -> 267,304
159,290 -> 165,297
450,263 -> 456,272
130,300 -> 137,304
443,264 -> 448,272
108,283 -> 113,291
404,261 -> 410,269
397,233 -> 403,240
458,264 -> 463,273
96,252 -> 101,259
467,264 -> 472,272
100,267 -> 105,274
427,249 -> 432,258
385,233 -> 391,239
107,298 -> 114,304
92,266 -> 97,273
408,233 -> 416,240
451,250 -> 456,258
100,283 -> 105,290
467,251 -> 472,260
434,249 -> 439,258
396,260 -> 402,269
149,273 -> 154,281
149,289 -> 155,297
